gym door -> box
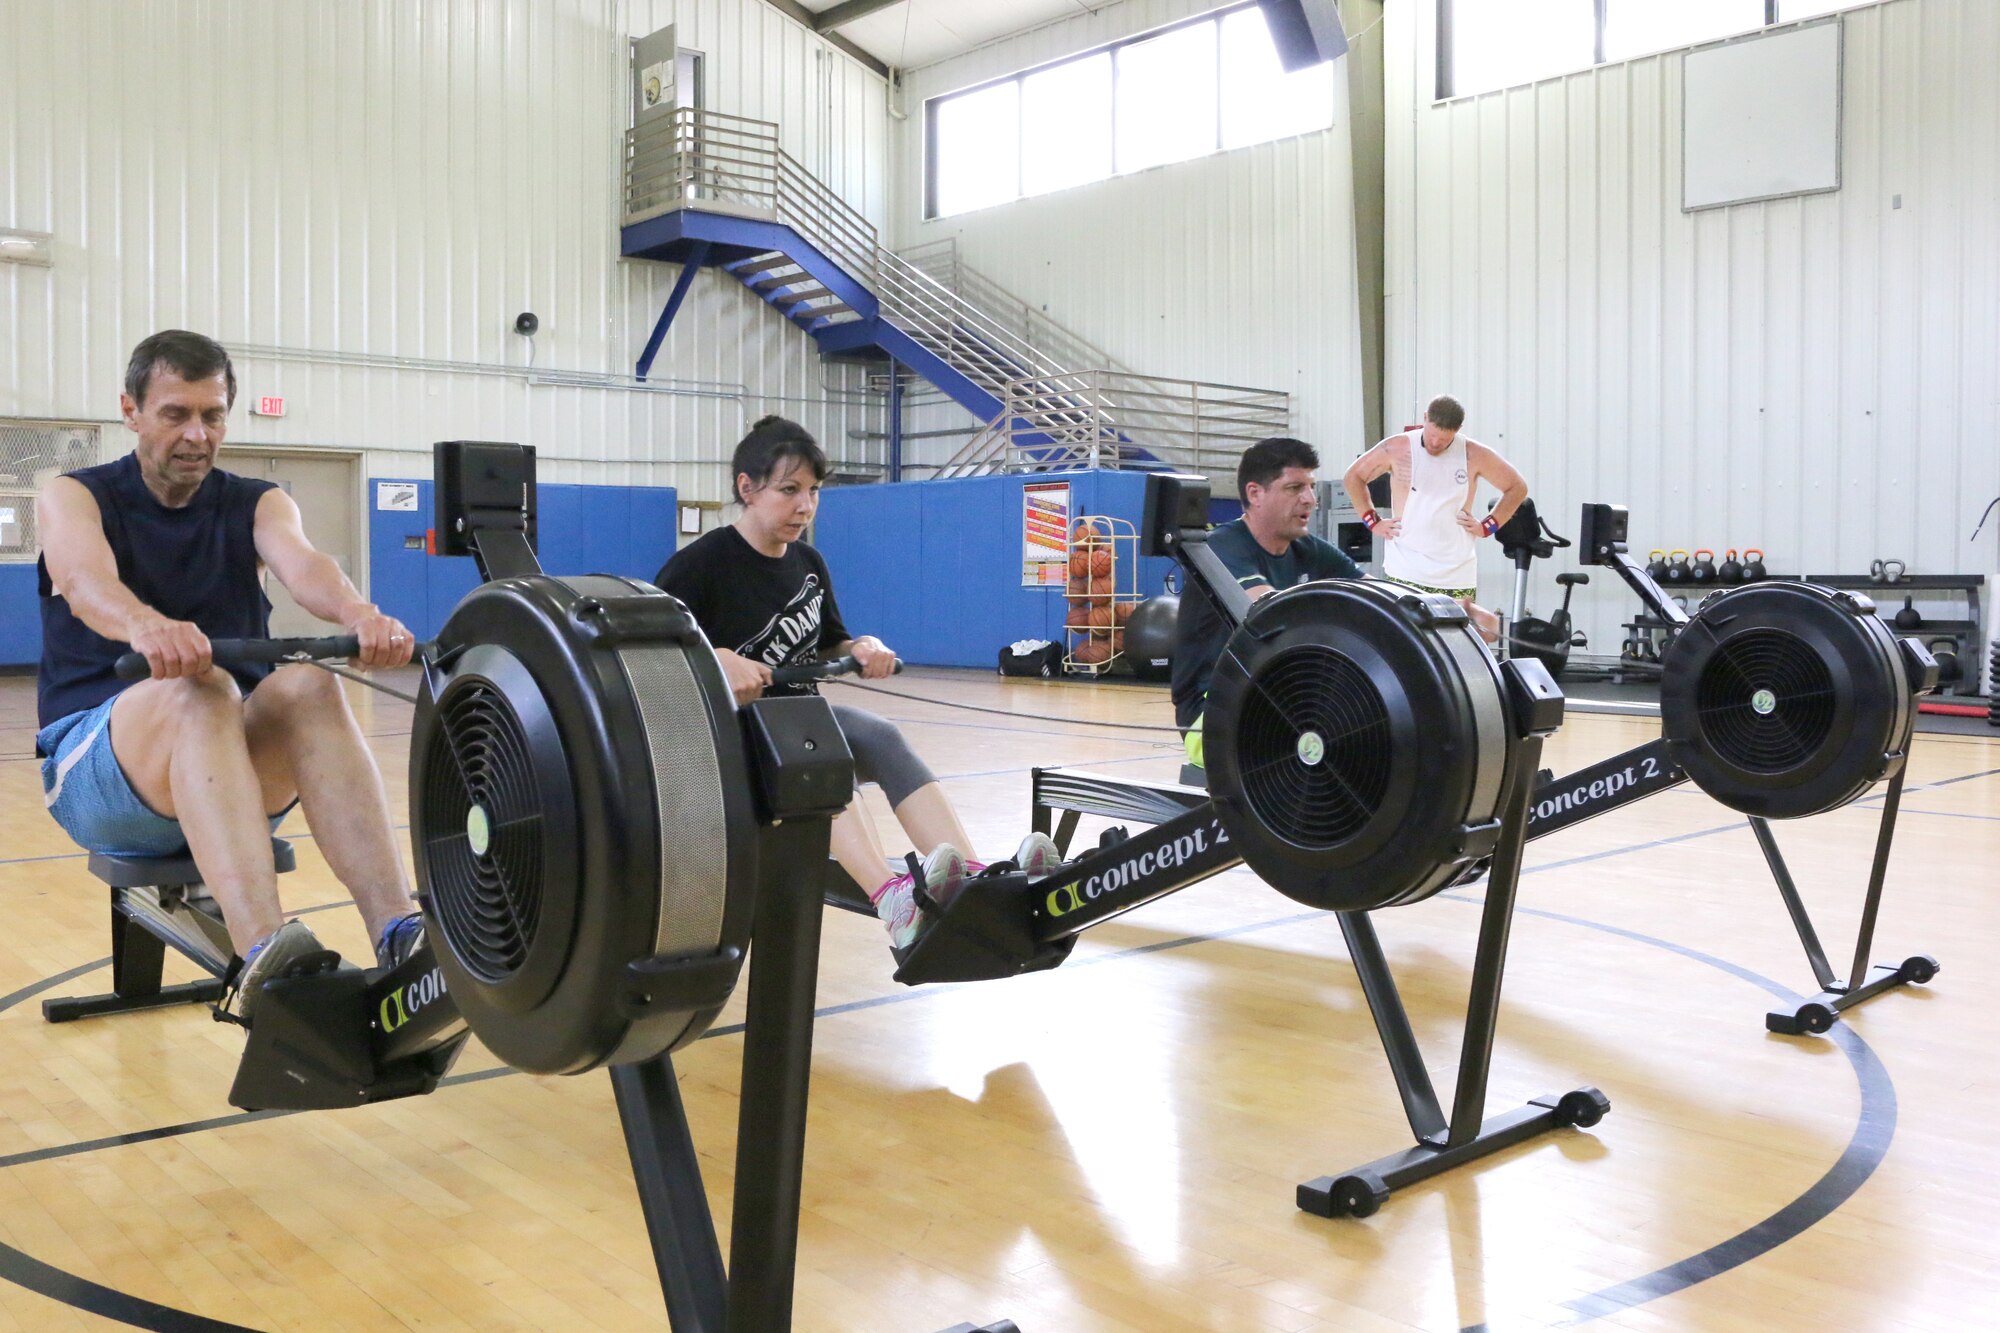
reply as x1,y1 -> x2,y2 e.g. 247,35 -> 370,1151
222,449 -> 363,638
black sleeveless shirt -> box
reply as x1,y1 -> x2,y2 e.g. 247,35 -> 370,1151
38,453 -> 277,728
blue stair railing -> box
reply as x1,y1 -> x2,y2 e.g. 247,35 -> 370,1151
619,107 -> 1286,484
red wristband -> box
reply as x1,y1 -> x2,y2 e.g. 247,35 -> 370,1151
1360,509 -> 1380,530
1480,514 -> 1500,538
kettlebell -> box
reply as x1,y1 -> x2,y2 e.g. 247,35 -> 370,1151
1662,550 -> 1692,585
1929,638 -> 1961,684
1870,558 -> 1907,585
1647,549 -> 1668,580
1742,548 -> 1767,581
1719,549 -> 1743,584
1691,549 -> 1717,585
1893,596 -> 1923,631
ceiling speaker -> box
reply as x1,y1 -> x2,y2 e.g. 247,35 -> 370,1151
1259,0 -> 1348,72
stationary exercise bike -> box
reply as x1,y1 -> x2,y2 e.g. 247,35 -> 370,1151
1494,497 -> 1588,678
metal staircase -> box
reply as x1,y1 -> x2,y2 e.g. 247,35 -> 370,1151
619,107 -> 1285,485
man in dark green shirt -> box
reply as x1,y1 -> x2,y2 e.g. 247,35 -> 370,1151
1171,437 -> 1365,769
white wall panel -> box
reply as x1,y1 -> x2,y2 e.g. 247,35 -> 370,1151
889,0 -> 1367,465
1384,0 -> 2000,654
0,0 -> 890,520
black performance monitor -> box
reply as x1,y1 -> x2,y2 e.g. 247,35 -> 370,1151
1577,503 -> 1629,564
1140,472 -> 1213,557
434,441 -> 538,557
434,441 -> 540,582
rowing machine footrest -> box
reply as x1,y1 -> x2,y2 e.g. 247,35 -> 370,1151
892,869 -> 1075,986
228,961 -> 466,1111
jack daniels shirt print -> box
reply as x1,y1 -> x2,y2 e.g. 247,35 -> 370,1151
653,524 -> 852,697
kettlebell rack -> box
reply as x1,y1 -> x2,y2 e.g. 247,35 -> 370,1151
1803,572 -> 1986,698
1618,550 -> 1795,679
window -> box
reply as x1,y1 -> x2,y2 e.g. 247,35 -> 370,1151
1447,0 -> 1595,100
1778,0 -> 1869,18
1116,22 -> 1219,174
926,2 -> 1337,219
1219,7 -> 1338,150
1602,0 -> 1765,63
932,81 -> 1019,219
1443,0 -> 1861,100
1022,55 -> 1112,197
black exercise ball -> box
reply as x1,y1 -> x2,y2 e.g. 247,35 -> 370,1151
1124,594 -> 1178,681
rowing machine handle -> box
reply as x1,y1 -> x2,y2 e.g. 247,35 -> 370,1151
114,635 -> 367,680
768,655 -> 905,687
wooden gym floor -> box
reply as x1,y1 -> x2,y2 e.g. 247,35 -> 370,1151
1,666 -> 1997,1332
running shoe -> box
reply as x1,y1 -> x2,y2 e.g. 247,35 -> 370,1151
872,843 -> 968,950
375,910 -> 427,971
224,919 -> 334,1023
966,831 -> 1064,879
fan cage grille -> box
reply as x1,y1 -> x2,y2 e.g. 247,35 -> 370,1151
422,681 -> 546,984
1236,646 -> 1392,849
1695,628 -> 1837,774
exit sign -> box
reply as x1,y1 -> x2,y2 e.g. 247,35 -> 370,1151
252,396 -> 286,417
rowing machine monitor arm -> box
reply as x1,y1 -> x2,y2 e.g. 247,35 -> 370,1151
1578,502 -> 1688,628
1142,473 -> 1253,629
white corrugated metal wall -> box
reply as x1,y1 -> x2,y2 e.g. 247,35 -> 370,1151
1385,0 -> 2000,656
888,0 -> 1367,472
0,0 -> 889,539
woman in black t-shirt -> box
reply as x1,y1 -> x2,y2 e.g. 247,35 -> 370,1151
656,416 -> 1057,951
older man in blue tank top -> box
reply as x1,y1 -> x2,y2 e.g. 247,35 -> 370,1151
36,331 -> 426,1017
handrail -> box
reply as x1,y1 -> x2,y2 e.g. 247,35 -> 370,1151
898,238 -> 1129,378
622,108 -> 1288,482
994,370 -> 1289,481
626,107 -> 1068,390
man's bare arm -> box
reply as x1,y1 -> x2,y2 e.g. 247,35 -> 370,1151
253,489 -> 413,668
1342,442 -> 1403,539
37,478 -> 213,677
1469,442 -> 1529,530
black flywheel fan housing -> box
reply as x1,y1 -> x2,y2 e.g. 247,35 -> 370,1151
1203,580 -> 1515,912
1660,581 -> 1915,819
411,574 -> 757,1075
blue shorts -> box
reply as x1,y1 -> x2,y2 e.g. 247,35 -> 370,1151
38,693 -> 289,860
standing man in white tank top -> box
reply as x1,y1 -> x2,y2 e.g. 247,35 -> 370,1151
1339,394 -> 1528,643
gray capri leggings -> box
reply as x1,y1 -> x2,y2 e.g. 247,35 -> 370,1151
829,703 -> 936,807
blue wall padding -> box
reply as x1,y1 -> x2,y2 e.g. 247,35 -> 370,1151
371,480 -> 678,640
1,565 -> 38,666
813,471 -> 1178,669
0,481 -> 678,666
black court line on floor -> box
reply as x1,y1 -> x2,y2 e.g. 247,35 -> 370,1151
1454,899 -> 1898,1333
0,872 -> 1903,1331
